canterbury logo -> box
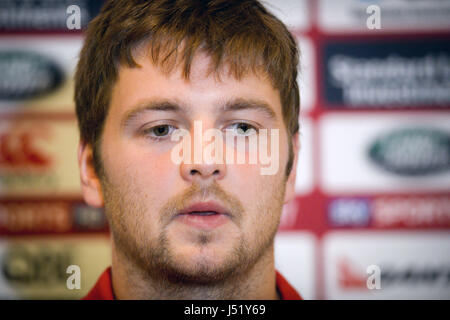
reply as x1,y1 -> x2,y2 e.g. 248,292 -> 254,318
0,132 -> 51,169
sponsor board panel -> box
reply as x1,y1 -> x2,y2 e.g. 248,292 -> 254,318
295,116 -> 314,195
279,197 -> 301,231
0,200 -> 108,235
262,0 -> 310,32
327,197 -> 371,228
323,231 -> 450,299
327,195 -> 450,229
0,235 -> 111,299
0,117 -> 81,197
322,37 -> 450,109
0,35 -> 83,112
320,113 -> 450,193
297,37 -> 315,113
274,231 -> 316,300
280,194 -> 329,234
0,0 -> 103,32
318,0 -> 450,33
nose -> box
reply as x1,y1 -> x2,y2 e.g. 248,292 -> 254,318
180,161 -> 226,183
179,121 -> 227,183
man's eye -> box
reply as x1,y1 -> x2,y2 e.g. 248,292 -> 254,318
144,124 -> 176,139
227,122 -> 258,136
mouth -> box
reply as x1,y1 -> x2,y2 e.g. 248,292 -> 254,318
186,211 -> 218,216
175,201 -> 231,229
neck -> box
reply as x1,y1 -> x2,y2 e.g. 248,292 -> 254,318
110,241 -> 279,300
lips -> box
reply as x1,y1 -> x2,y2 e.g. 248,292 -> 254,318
179,201 -> 229,216
176,201 -> 231,229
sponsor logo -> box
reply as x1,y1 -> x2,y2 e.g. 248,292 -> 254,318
373,196 -> 450,228
74,205 -> 108,231
0,202 -> 110,234
0,237 -> 111,299
0,201 -> 72,234
324,232 -> 450,299
0,0 -> 104,31
323,40 -> 450,108
327,195 -> 450,229
338,257 -> 450,290
0,51 -> 64,101
338,258 -> 368,290
0,119 -> 80,196
0,124 -> 53,172
1,245 -> 72,286
328,198 -> 371,227
318,0 -> 450,33
368,128 -> 450,176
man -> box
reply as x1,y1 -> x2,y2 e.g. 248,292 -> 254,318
76,0 -> 301,300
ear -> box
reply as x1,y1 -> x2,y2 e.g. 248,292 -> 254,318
283,132 -> 299,204
78,141 -> 104,208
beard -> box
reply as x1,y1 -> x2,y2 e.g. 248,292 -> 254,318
100,171 -> 286,287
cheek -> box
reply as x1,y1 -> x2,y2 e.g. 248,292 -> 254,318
227,163 -> 283,212
103,139 -> 178,199
124,151 -> 178,194
103,130 -> 172,174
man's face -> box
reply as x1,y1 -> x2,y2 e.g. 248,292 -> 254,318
81,50 -> 298,284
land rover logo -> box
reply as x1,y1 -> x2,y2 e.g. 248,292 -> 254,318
0,51 -> 64,100
368,128 -> 450,176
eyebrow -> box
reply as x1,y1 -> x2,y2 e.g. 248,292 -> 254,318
121,97 -> 277,128
219,98 -> 277,120
121,100 -> 186,128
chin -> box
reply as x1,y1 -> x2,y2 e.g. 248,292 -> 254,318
163,244 -> 242,284
164,258 -> 238,285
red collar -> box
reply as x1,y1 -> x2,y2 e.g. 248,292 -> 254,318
83,267 -> 302,300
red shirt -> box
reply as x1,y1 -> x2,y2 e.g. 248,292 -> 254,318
83,267 -> 302,300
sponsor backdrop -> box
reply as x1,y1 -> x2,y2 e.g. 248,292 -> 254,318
0,0 -> 449,299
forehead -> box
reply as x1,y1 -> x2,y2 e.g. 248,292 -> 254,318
130,37 -> 276,84
109,47 -> 283,119
130,42 -> 273,88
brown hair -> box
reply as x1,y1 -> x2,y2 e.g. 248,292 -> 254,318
75,0 -> 300,176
